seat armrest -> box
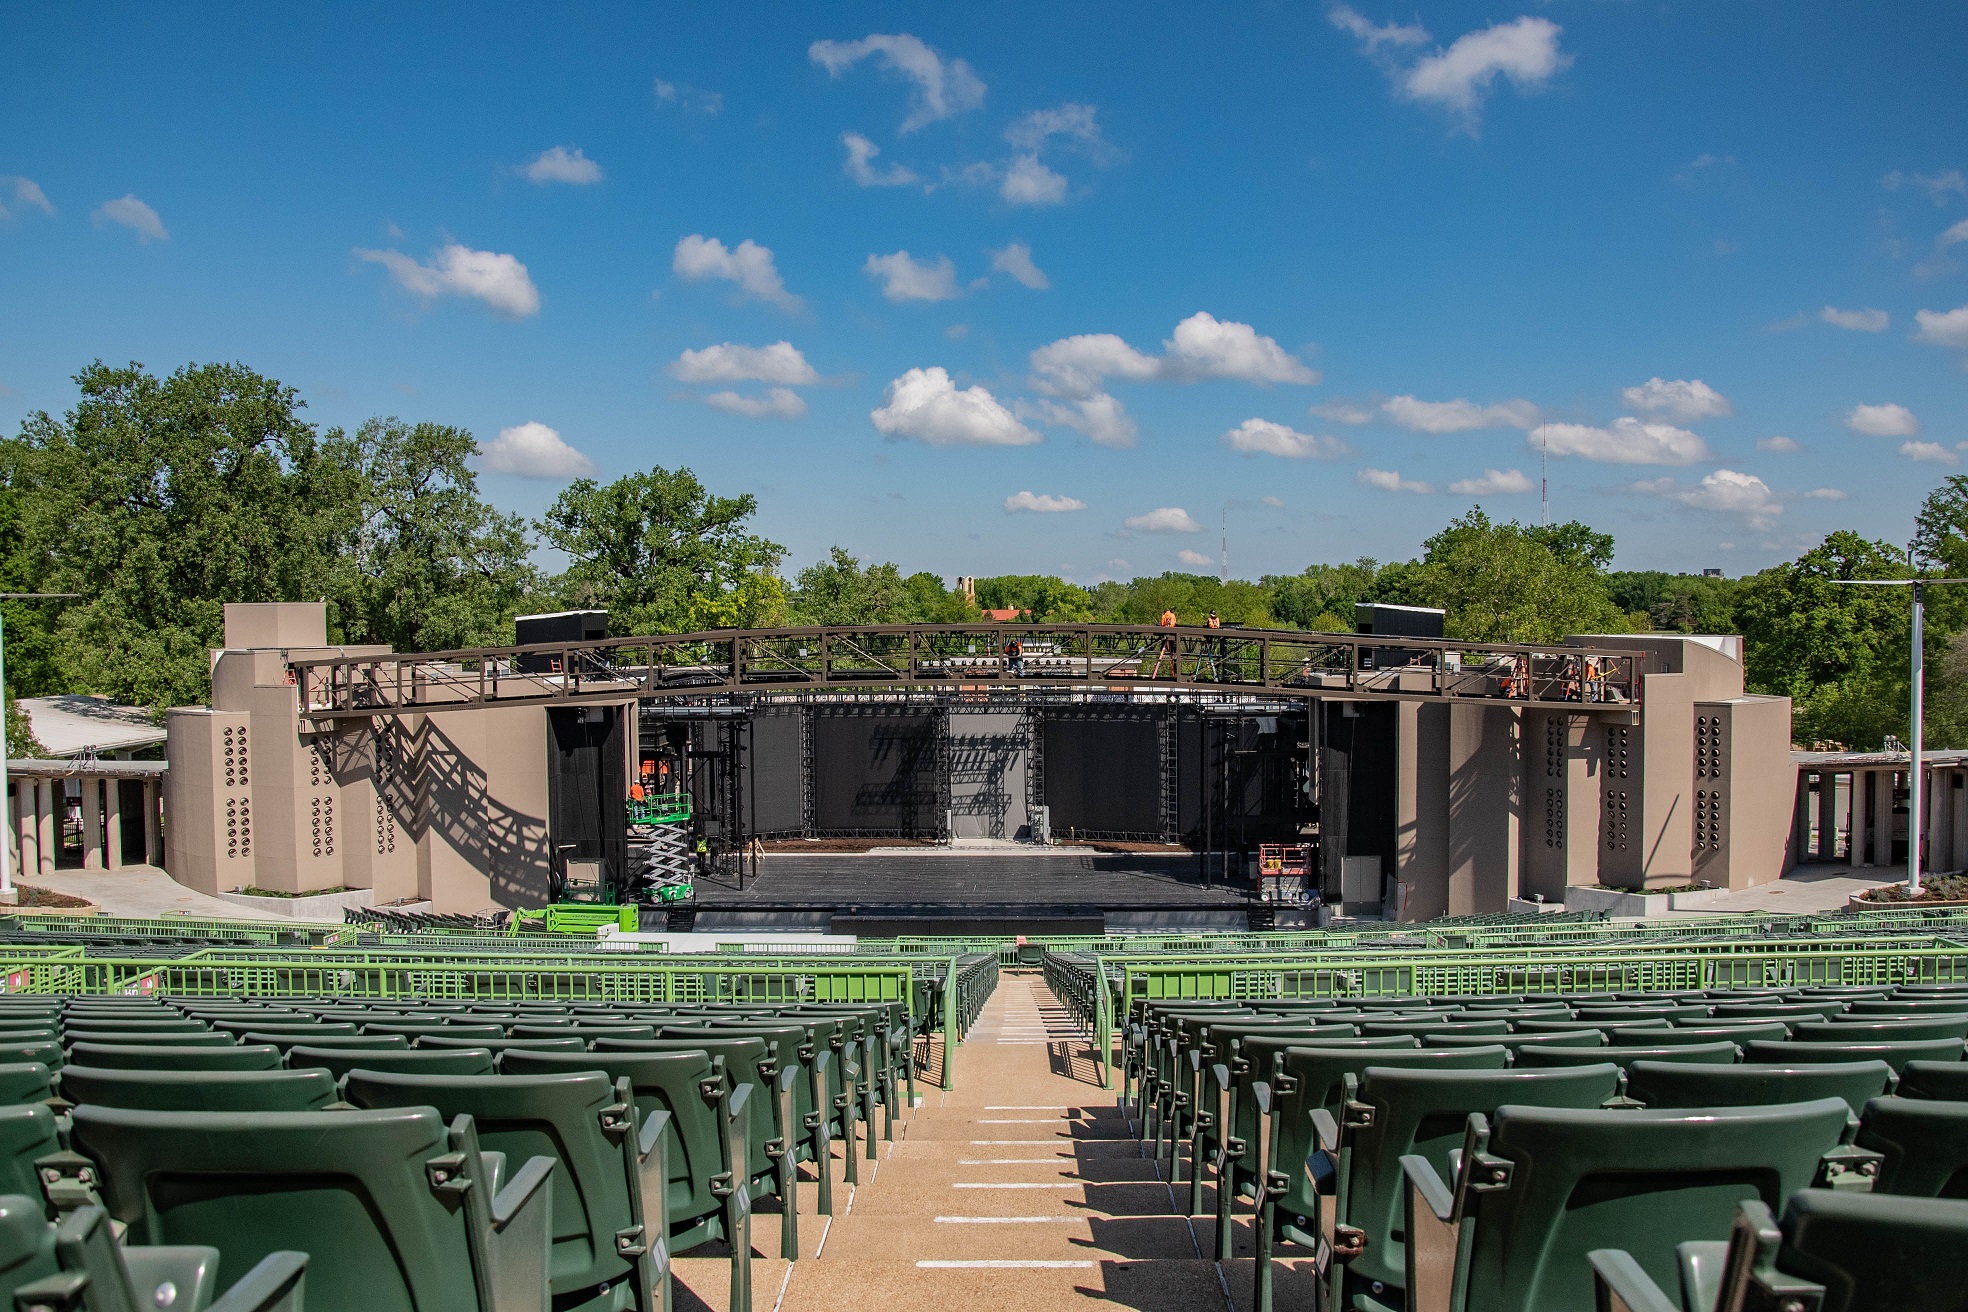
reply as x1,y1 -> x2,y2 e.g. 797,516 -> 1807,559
203,1253 -> 308,1312
480,1149 -> 509,1196
1587,1248 -> 1685,1312
1816,1144 -> 1882,1191
1401,1155 -> 1460,1312
1309,1107 -> 1340,1156
1675,1240 -> 1731,1312
485,1156 -> 555,1312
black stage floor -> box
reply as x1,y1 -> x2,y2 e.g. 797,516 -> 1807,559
685,850 -> 1255,935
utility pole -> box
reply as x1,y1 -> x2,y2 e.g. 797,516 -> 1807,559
0,593 -> 79,901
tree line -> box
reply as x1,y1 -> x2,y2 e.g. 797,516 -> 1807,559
5,360 -> 1967,751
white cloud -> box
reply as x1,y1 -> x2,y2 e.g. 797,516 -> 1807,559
653,79 -> 722,113
672,235 -> 800,311
704,388 -> 807,419
1621,377 -> 1732,421
1647,468 -> 1783,528
1447,468 -> 1533,495
1004,491 -> 1086,513
1327,4 -> 1428,51
1382,395 -> 1538,432
1357,467 -> 1434,494
870,367 -> 1039,446
1914,306 -> 1968,348
1028,312 -> 1318,408
355,243 -> 541,317
1000,155 -> 1068,205
865,250 -> 961,302
1309,400 -> 1377,425
1900,441 -> 1956,464
1845,402 -> 1919,437
1757,435 -> 1802,453
0,176 -> 54,220
1820,306 -> 1889,332
840,132 -> 919,187
1124,507 -> 1203,533
1177,549 -> 1217,567
808,33 -> 985,132
1261,495 -> 1286,509
479,422 -> 594,478
93,194 -> 167,243
668,341 -> 820,386
1019,395 -> 1138,449
1004,103 -> 1113,159
1220,418 -> 1349,459
1884,169 -> 1967,204
1941,219 -> 1968,248
1402,16 -> 1568,120
1531,418 -> 1710,465
1803,487 -> 1848,500
522,146 -> 603,185
990,242 -> 1049,289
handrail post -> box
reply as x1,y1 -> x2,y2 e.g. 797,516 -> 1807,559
1095,958 -> 1112,1088
942,956 -> 958,1090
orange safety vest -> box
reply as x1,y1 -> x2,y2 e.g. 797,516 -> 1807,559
1159,610 -> 1177,627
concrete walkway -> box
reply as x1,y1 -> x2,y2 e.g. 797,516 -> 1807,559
18,865 -> 344,922
763,975 -> 1241,1312
1665,864 -> 1900,917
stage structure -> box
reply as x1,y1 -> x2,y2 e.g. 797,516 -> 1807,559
161,604 -> 1797,921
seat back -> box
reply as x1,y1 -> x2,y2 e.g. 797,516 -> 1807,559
1643,1023 -> 1787,1046
1340,1065 -> 1619,1298
1745,1037 -> 1966,1072
0,1104 -> 60,1202
1794,1016 -> 1968,1042
64,1031 -> 237,1048
1855,1096 -> 1968,1197
1896,1060 -> 1968,1101
288,1047 -> 496,1080
0,1064 -> 53,1107
595,1038 -> 776,1184
1515,1040 -> 1738,1071
1768,1188 -> 1968,1312
70,1104 -> 507,1312
65,1043 -> 281,1072
1626,1060 -> 1894,1116
342,1070 -> 634,1295
60,1066 -> 337,1113
1451,1098 -> 1850,1312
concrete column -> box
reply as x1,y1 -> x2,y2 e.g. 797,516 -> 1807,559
1851,769 -> 1870,867
1791,773 -> 1811,870
34,781 -> 55,877
103,779 -> 124,870
1953,771 -> 1968,873
142,782 -> 159,867
1817,772 -> 1837,861
80,779 -> 103,869
8,784 -> 25,879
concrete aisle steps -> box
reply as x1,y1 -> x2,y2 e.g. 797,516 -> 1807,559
742,974 -> 1279,1312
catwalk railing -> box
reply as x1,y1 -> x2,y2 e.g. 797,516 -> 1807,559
288,622 -> 1647,719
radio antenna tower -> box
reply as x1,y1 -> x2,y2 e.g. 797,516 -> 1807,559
1220,507 -> 1228,583
1540,437 -> 1550,527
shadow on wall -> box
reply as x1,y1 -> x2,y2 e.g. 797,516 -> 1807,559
399,718 -> 554,909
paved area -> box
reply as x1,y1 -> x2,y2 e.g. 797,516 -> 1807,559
696,852 -> 1250,909
743,974 -> 1253,1312
18,865 -> 345,921
1667,864 -> 1900,916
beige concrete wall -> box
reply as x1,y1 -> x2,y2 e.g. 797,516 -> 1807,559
163,708 -> 250,895
1634,672 -> 1698,888
222,602 -> 327,650
1393,702 -> 1451,920
1446,703 -> 1519,914
402,704 -> 558,913
1712,695 -> 1796,888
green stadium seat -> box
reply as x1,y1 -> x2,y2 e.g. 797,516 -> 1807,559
245,1032 -> 411,1054
361,1022 -> 505,1041
64,1044 -> 280,1072
1849,998 -> 1968,1015
1854,1096 -> 1968,1196
1625,1060 -> 1895,1116
286,1047 -> 496,1080
1590,1190 -> 1968,1312
211,1021 -> 358,1040
1515,1039 -> 1739,1071
1794,1015 -> 1968,1042
69,1103 -> 552,1312
1638,1023 -> 1788,1046
499,1048 -> 753,1292
64,1030 -> 237,1047
0,1103 -> 60,1204
59,1067 -> 337,1113
0,1043 -> 63,1072
58,1019 -> 207,1035
0,1065 -> 52,1107
1214,1044 -> 1505,1262
1313,1064 -> 1621,1312
416,1036 -> 588,1057
1516,1018 -> 1670,1036
342,1070 -> 673,1312
1360,1018 -> 1510,1038
1897,1059 -> 1968,1100
1429,1031 -> 1606,1054
1745,1037 -> 1966,1072
1712,1001 -> 1849,1021
6,1198 -> 311,1312
1402,1098 -> 1850,1312
662,1023 -> 836,1217
0,1026 -> 58,1043
1576,1004 -> 1713,1023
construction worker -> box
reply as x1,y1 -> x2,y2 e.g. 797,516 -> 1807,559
1151,606 -> 1179,677
1201,610 -> 1222,678
1003,636 -> 1024,676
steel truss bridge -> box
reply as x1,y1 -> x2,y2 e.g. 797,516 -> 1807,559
290,623 -> 1645,722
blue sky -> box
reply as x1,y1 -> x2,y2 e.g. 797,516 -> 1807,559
3,1 -> 1966,584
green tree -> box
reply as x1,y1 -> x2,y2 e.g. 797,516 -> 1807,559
790,548 -> 914,625
539,466 -> 786,635
901,572 -> 978,623
1109,573 -> 1275,626
1381,509 -> 1625,644
1527,520 -> 1617,571
1264,559 -> 1384,631
973,575 -> 1095,621
1734,531 -> 1910,747
6,361 -> 350,708
328,418 -> 539,652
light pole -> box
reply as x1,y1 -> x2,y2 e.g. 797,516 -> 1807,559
0,593 -> 79,900
1833,577 -> 1968,896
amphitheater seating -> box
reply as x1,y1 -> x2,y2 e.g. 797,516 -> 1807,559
58,1066 -> 339,1113
1624,1059 -> 1896,1115
1853,1096 -> 1968,1196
